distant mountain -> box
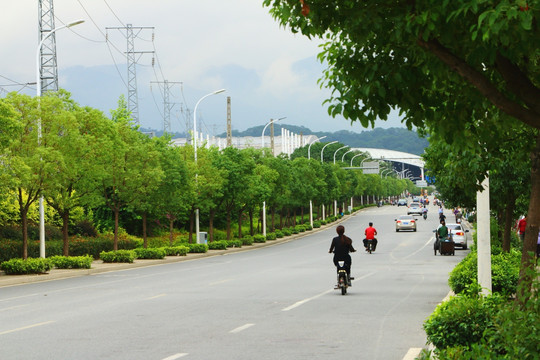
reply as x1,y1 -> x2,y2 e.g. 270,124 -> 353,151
141,125 -> 429,156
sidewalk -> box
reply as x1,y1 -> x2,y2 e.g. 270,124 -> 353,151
0,215 -> 352,288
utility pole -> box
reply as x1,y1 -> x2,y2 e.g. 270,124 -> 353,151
226,96 -> 232,147
151,80 -> 182,133
38,0 -> 58,92
106,24 -> 154,125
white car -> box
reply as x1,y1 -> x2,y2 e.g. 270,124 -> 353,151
407,202 -> 423,216
395,215 -> 416,232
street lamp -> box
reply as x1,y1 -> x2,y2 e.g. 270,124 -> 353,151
308,135 -> 326,160
261,117 -> 285,149
194,89 -> 226,244
37,19 -> 85,258
333,145 -> 349,164
320,141 -> 338,163
341,149 -> 353,163
350,153 -> 364,167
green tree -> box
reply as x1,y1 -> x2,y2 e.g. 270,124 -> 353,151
2,93 -> 46,258
153,137 -> 191,245
264,0 -> 540,300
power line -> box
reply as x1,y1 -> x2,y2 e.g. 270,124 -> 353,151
103,0 -> 126,27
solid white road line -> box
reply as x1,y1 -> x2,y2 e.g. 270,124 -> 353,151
230,323 -> 255,333
0,321 -> 55,336
162,353 -> 188,360
402,347 -> 423,360
146,294 -> 167,300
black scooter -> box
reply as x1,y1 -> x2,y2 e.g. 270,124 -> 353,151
334,261 -> 353,295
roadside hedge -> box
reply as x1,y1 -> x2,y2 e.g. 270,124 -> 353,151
100,250 -> 136,263
49,255 -> 93,269
448,249 -> 521,296
0,235 -> 141,263
424,294 -> 504,350
0,258 -> 53,275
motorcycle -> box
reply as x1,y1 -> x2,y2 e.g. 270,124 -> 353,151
334,261 -> 352,295
365,239 -> 376,254
423,212 -> 428,220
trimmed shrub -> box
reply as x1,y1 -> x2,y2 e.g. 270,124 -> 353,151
208,240 -> 228,250
423,294 -> 504,350
274,229 -> 284,238
241,237 -> 254,246
100,250 -> 136,263
226,240 -> 243,248
0,258 -> 53,274
313,221 -> 321,228
134,247 -> 166,259
49,255 -> 93,269
449,249 -> 521,296
282,228 -> 292,236
291,227 -> 299,234
304,224 -> 313,231
162,246 -> 189,256
187,243 -> 208,253
320,220 -> 327,225
294,225 -> 306,233
253,234 -> 266,243
266,232 -> 277,240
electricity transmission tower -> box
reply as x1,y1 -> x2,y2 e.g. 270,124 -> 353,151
38,0 -> 59,92
151,80 -> 182,133
106,24 -> 154,125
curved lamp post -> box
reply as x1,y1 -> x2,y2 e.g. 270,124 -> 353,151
38,19 -> 85,258
320,141 -> 338,163
194,89 -> 226,244
308,135 -> 326,160
333,145 -> 349,164
350,153 -> 364,167
341,149 -> 354,163
261,117 -> 285,149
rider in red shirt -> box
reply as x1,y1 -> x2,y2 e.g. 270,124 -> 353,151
363,222 -> 378,251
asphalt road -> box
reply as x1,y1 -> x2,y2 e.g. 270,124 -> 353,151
0,204 -> 466,360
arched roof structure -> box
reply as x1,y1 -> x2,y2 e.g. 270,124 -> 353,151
352,148 -> 424,168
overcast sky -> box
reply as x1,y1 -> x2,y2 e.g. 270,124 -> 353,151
0,0 -> 405,135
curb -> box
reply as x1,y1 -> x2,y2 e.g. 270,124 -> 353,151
0,210 -> 359,288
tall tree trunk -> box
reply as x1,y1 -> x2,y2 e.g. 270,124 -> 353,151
142,212 -> 148,249
113,207 -> 120,251
209,209 -> 216,242
293,208 -> 297,226
517,132 -> 540,305
301,206 -> 304,224
279,207 -> 284,229
271,207 -> 275,231
502,195 -> 515,252
238,210 -> 243,239
21,211 -> 28,260
226,209 -> 232,240
169,217 -> 174,246
249,209 -> 254,236
188,208 -> 194,244
62,210 -> 70,256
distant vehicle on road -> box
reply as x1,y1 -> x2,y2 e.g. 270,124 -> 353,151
397,199 -> 408,207
407,202 -> 423,216
395,215 -> 416,232
412,197 -> 421,203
